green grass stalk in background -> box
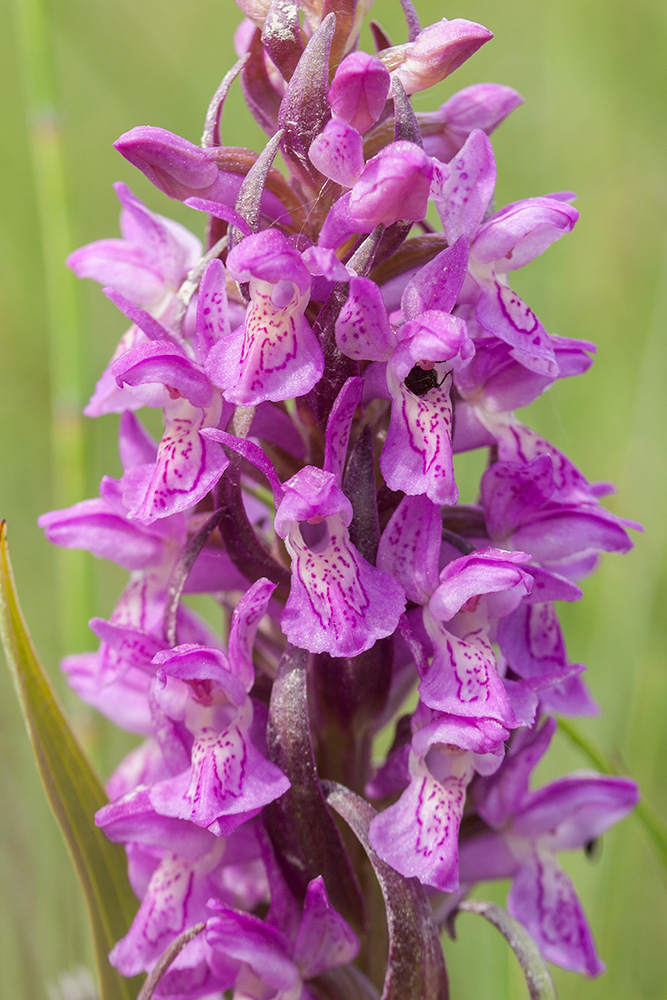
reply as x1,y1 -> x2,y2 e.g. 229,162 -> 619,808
12,0 -> 90,652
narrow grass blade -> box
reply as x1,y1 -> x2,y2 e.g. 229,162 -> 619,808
558,717 -> 667,876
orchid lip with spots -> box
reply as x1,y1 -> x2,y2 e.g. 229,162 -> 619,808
38,0 -> 639,995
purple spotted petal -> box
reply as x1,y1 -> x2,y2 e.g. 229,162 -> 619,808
228,578 -> 277,691
401,235 -> 469,320
369,752 -> 472,891
308,117 -> 365,186
498,601 -> 569,681
149,702 -> 290,836
196,258 -> 230,358
382,310 -> 474,503
280,509 -> 406,658
109,841 -> 228,976
473,196 -> 579,272
335,276 -> 395,361
420,614 -> 517,728
121,397 -> 228,523
481,455 -> 555,539
380,311 -> 474,504
376,494 -> 442,604
275,467 -> 405,657
507,846 -> 605,976
382,374 -> 457,504
475,278 -> 558,377
433,129 -> 496,243
293,877 -> 360,978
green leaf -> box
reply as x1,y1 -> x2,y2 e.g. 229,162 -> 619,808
455,900 -> 557,1000
0,521 -> 143,1000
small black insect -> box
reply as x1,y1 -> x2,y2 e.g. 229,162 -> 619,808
404,364 -> 450,397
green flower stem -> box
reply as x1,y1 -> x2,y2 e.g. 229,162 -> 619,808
557,717 -> 667,875
12,0 -> 90,651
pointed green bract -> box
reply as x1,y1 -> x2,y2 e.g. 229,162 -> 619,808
0,521 -> 142,1000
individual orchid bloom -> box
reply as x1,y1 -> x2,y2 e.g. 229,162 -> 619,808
459,718 -> 639,975
96,812 -> 267,983
206,875 -> 360,1000
327,51 -> 391,134
419,83 -> 524,162
206,229 -> 324,405
319,140 -> 433,247
419,547 -> 533,728
145,644 -> 290,837
369,708 -> 508,892
67,181 -> 201,309
377,497 -> 531,727
380,18 -> 493,95
114,125 -> 289,225
480,455 -> 637,575
433,129 -> 578,376
275,378 -> 406,657
68,183 -> 202,415
381,308 -> 474,504
276,465 -> 406,657
109,328 -> 230,523
452,334 -> 596,453
469,194 -> 578,376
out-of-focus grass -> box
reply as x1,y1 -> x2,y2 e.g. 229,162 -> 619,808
0,0 -> 665,996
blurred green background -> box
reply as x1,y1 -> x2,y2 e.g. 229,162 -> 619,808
1,0 -> 665,996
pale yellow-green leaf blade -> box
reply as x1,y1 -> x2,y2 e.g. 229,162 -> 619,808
0,521 -> 142,1000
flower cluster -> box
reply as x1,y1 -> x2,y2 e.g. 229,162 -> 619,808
41,1 -> 639,995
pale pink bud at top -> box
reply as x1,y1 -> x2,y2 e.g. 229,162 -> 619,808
328,52 -> 391,134
382,19 -> 493,96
